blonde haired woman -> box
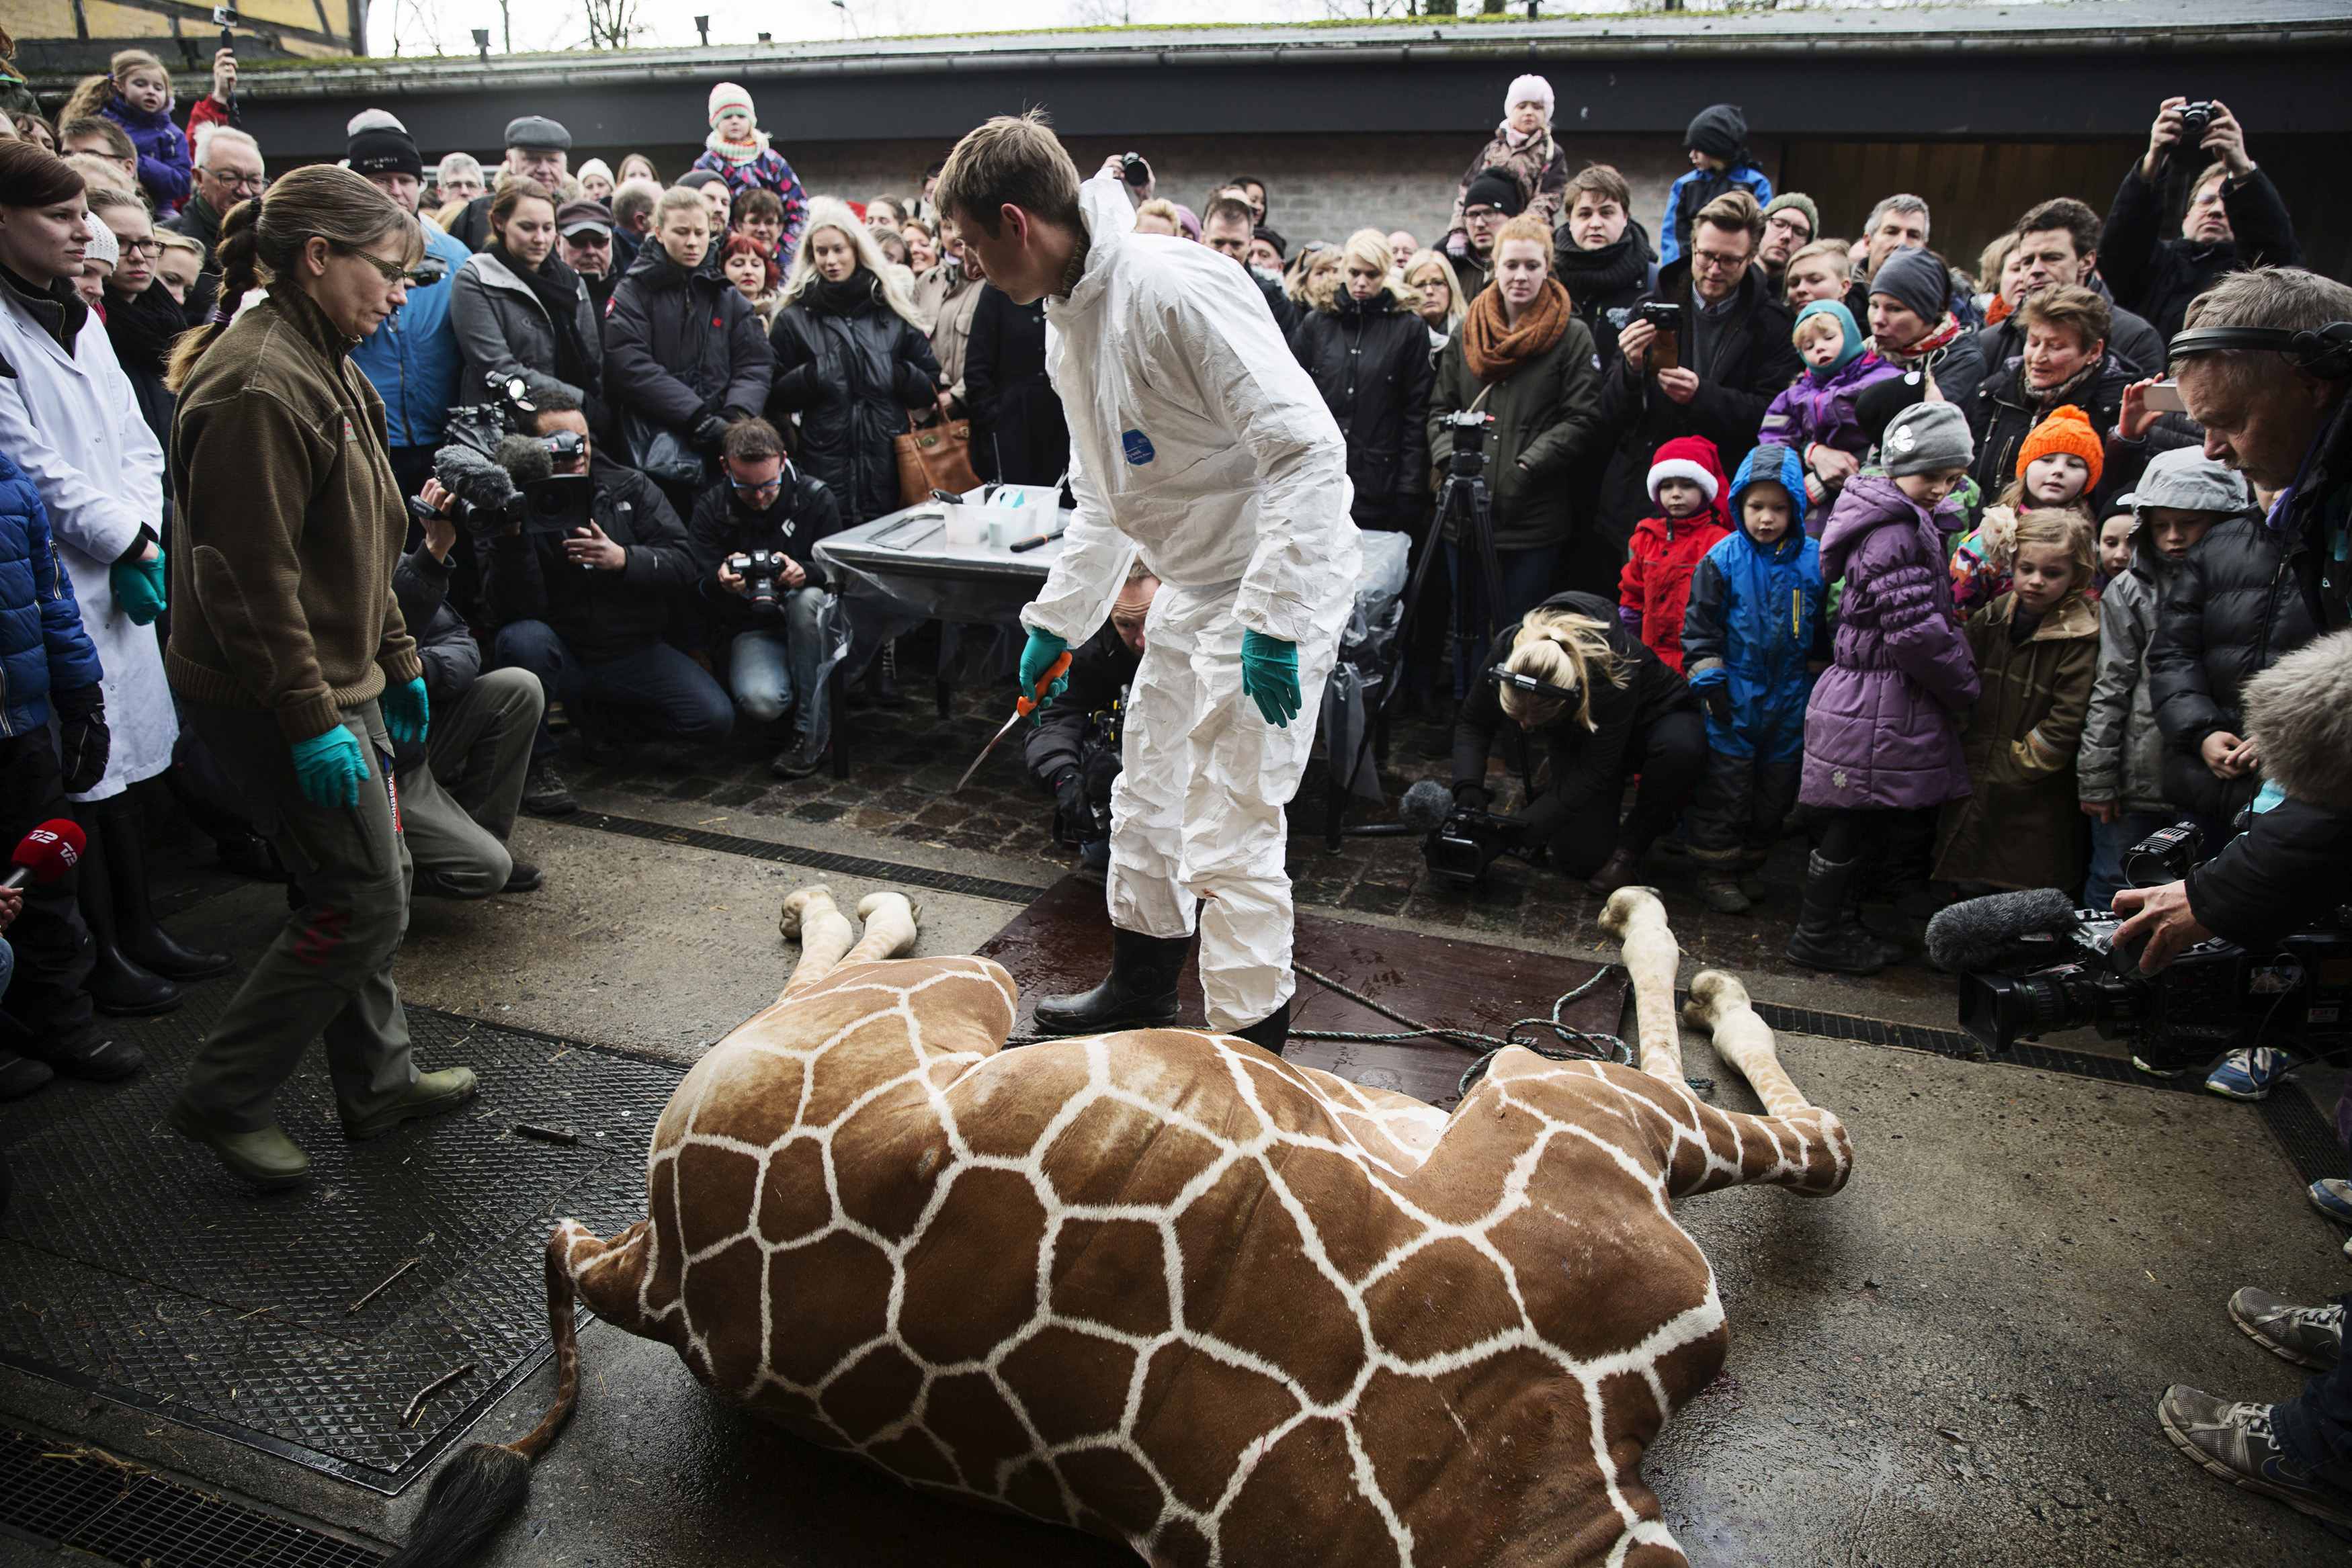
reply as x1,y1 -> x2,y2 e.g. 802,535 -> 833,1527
1288,227 -> 1431,535
1450,589 -> 1704,896
765,195 -> 940,525
1403,248 -> 1466,357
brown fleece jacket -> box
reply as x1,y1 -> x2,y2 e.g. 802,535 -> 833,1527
167,287 -> 422,742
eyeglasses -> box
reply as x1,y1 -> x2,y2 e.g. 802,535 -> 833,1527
118,238 -> 164,259
338,246 -> 438,287
1765,214 -> 1811,240
1692,248 -> 1750,273
728,476 -> 783,497
204,169 -> 267,193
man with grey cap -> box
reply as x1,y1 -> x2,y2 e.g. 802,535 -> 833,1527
347,110 -> 474,499
447,115 -> 571,251
1865,245 -> 1986,406
556,198 -> 620,318
1757,191 -> 1816,292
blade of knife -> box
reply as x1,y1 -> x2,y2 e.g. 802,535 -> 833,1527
952,707 -> 1026,794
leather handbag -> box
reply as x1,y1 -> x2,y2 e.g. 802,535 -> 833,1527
894,413 -> 980,506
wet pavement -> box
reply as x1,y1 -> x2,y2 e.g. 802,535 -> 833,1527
1,681 -> 2345,1567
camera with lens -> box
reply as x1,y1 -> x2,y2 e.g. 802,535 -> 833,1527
1423,804 -> 1520,887
725,549 -> 788,615
1441,408 -> 1493,478
444,371 -> 541,460
1956,820 -> 2352,1072
2176,100 -> 2219,144
1120,152 -> 1150,189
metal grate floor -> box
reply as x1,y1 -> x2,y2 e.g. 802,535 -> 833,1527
0,988 -> 683,1492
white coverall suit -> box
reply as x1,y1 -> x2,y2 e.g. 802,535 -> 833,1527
1023,173 -> 1361,1031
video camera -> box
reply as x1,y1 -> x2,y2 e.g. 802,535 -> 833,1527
1949,820 -> 2352,1071
1398,778 -> 1525,887
442,372 -> 542,461
1441,408 -> 1493,479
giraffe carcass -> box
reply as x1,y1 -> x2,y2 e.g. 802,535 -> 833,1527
392,885 -> 1852,1568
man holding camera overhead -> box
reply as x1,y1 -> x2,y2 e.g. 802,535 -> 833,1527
2098,96 -> 2299,343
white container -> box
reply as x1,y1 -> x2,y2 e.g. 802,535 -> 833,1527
941,505 -> 982,548
963,483 -> 1060,549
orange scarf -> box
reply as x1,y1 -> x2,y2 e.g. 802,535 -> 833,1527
1464,277 -> 1571,383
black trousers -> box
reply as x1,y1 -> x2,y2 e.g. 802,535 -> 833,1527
0,730 -> 95,1044
1687,747 -> 1802,865
1527,709 -> 1706,879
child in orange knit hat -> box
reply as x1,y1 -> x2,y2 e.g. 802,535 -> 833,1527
1950,403 -> 2103,619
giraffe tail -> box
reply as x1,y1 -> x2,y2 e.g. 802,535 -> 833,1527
383,1225 -> 591,1565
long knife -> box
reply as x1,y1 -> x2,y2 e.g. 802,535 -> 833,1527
952,652 -> 1073,793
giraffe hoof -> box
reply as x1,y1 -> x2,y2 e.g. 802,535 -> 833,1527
1599,885 -> 1667,939
1683,969 -> 1747,1026
780,885 -> 837,943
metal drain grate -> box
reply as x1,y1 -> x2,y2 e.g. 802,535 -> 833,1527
0,1428 -> 384,1565
575,810 -> 1050,905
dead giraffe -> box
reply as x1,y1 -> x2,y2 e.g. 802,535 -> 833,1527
390,884 -> 1852,1568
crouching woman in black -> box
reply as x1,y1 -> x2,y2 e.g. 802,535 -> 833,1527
1451,590 -> 1704,896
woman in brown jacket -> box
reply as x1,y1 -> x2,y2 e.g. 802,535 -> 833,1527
162,165 -> 476,1189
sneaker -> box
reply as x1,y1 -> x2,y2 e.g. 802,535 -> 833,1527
2131,1055 -> 2187,1079
2156,1386 -> 2352,1535
2231,1288 -> 2344,1369
2312,1180 -> 2352,1226
2206,1046 -> 2295,1102
341,1066 -> 478,1141
0,1049 -> 54,1100
501,860 -> 544,894
521,761 -> 578,818
771,738 -> 829,781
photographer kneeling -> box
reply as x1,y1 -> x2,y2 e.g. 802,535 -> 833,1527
1024,564 -> 1159,873
686,419 -> 843,781
474,388 -> 730,814
1451,589 -> 1703,897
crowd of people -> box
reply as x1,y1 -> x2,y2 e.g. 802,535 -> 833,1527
0,32 -> 2348,1536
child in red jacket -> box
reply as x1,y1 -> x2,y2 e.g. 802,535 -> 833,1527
1620,435 -> 1730,672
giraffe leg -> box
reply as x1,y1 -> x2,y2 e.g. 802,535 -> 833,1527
1600,886 -> 1683,1085
841,891 -> 921,966
779,885 -> 857,996
1679,969 -> 1853,1194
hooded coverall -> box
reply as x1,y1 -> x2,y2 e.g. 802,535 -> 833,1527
1023,173 -> 1361,1030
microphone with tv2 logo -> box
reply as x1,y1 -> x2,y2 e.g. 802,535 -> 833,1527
2,820 -> 87,891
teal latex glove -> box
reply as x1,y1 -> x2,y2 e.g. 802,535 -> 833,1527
290,725 -> 370,811
109,547 -> 167,626
1239,631 -> 1301,728
1018,627 -> 1069,703
382,677 -> 430,748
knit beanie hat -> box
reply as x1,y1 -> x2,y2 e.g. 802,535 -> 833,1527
1648,435 -> 1728,511
347,119 -> 424,181
1870,246 -> 1948,325
1684,104 -> 1749,163
2016,404 -> 2105,488
1462,168 -> 1525,218
1794,299 -> 1865,375
576,157 -> 614,189
708,81 -> 755,130
82,220 -> 118,269
1761,191 -> 1818,239
1504,74 -> 1554,123
1882,401 -> 1974,478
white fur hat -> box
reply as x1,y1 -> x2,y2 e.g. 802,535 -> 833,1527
1505,74 -> 1554,122
2243,627 -> 2352,813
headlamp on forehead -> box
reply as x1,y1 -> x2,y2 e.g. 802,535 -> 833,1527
1488,664 -> 1579,706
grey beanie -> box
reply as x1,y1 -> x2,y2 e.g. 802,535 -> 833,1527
1881,400 -> 1974,476
1870,245 -> 1947,324
2130,445 -> 2254,517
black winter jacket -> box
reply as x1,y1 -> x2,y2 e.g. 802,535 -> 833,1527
2187,799 -> 2352,948
1595,261 -> 1801,554
1974,291 -> 2167,384
480,456 -> 698,665
1289,292 -> 1433,531
2146,512 -> 2325,819
2097,164 -> 2299,343
603,243 -> 774,435
1962,353 -> 2134,512
389,544 -> 478,774
767,273 -> 941,525
1023,622 -> 1140,791
964,284 -> 1069,488
684,468 -> 845,636
1451,590 -> 1695,838
1552,219 -> 1656,371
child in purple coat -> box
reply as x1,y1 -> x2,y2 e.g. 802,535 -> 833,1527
63,50 -> 192,218
1790,401 -> 1981,975
1757,300 -> 1899,520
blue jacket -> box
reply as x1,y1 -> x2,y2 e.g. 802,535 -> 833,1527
0,441 -> 103,738
99,96 -> 193,217
1657,163 -> 1773,268
352,222 -> 472,449
1681,444 -> 1824,761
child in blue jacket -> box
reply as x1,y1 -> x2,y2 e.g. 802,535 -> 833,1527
1680,443 -> 1827,913
1657,103 -> 1773,268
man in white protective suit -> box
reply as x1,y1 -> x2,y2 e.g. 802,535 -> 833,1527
935,113 -> 1359,1054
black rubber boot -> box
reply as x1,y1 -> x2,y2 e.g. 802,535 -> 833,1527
100,796 -> 233,980
1230,999 -> 1291,1057
1033,929 -> 1190,1035
71,809 -> 181,1017
1783,852 -> 1884,975
1839,881 -> 1906,970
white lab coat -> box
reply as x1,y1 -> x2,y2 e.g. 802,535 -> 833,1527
1030,173 -> 1360,1029
0,288 -> 177,801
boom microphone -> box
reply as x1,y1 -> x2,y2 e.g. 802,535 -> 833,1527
3,820 -> 86,891
1398,779 -> 1456,833
1925,887 -> 2081,973
495,434 -> 554,487
433,441 -> 517,515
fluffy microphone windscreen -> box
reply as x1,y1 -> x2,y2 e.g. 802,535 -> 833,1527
1924,886 -> 2081,973
1398,779 -> 1456,833
12,818 -> 87,884
495,434 -> 555,486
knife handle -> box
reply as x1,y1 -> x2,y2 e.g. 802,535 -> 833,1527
1013,651 -> 1074,717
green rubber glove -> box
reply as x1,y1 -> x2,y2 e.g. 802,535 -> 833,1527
1239,630 -> 1301,728
1018,627 -> 1069,703
289,725 -> 370,811
382,677 -> 430,748
109,547 -> 167,626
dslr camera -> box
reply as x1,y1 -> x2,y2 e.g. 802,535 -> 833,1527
725,549 -> 790,615
1956,820 -> 2352,1072
1441,408 -> 1494,479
